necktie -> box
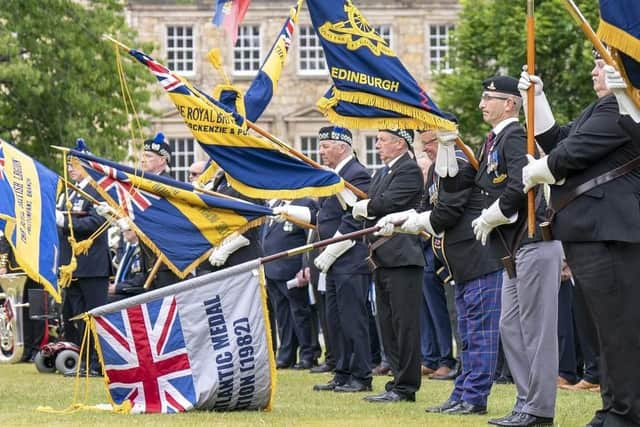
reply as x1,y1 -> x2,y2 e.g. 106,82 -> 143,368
484,131 -> 496,156
378,165 -> 389,178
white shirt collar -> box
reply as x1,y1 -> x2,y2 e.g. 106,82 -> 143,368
386,152 -> 405,169
334,155 -> 353,173
492,117 -> 519,136
77,177 -> 90,189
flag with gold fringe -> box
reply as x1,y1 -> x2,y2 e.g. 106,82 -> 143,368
88,260 -> 275,413
243,0 -> 302,122
0,139 -> 61,303
597,0 -> 640,105
69,149 -> 272,279
129,48 -> 344,200
306,0 -> 455,131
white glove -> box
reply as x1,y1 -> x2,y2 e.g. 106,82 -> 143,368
604,64 -> 640,123
336,188 -> 357,210
55,210 -> 64,227
107,226 -> 121,250
208,232 -> 250,266
314,233 -> 355,273
522,154 -> 557,193
116,217 -> 131,232
400,210 -> 439,236
95,202 -> 115,219
518,67 -> 555,135
374,209 -> 416,236
471,200 -> 518,246
352,199 -> 373,220
272,204 -> 311,223
434,130 -> 459,178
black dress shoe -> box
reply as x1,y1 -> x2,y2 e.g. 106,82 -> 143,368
310,363 -> 334,373
363,390 -> 415,403
430,367 -> 460,380
442,401 -> 487,415
313,379 -> 345,391
488,411 -> 520,425
333,380 -> 372,393
585,410 -> 606,427
425,399 -> 460,413
276,361 -> 292,369
492,412 -> 553,427
293,360 -> 315,370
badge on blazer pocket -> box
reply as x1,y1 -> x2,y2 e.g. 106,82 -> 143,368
492,173 -> 507,184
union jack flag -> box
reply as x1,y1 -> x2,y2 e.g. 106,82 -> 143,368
86,161 -> 159,219
129,49 -> 188,95
94,296 -> 197,413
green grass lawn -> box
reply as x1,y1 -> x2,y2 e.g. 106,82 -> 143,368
0,363 -> 599,426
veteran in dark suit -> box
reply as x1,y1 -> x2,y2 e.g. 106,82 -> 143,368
108,229 -> 147,302
521,59 -> 640,427
58,158 -> 111,376
379,129 -> 504,415
262,198 -> 318,369
350,129 -> 424,403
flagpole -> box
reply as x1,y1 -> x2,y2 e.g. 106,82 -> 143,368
563,0 -> 640,109
455,137 -> 479,171
143,258 -> 163,289
102,35 -> 368,200
526,0 -> 536,238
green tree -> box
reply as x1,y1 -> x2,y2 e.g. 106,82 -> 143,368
435,0 -> 599,148
0,0 -> 156,168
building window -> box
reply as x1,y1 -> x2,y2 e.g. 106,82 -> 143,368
298,25 -> 327,75
166,25 -> 194,75
374,25 -> 392,48
233,25 -> 261,75
364,135 -> 384,172
299,135 -> 320,163
168,137 -> 196,183
429,24 -> 454,73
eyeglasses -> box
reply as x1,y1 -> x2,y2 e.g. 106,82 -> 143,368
480,93 -> 512,102
189,171 -> 200,177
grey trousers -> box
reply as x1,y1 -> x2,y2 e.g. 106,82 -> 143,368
500,240 -> 562,418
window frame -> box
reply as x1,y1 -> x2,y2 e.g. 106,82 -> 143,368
232,23 -> 262,77
166,24 -> 196,76
168,137 -> 196,183
297,24 -> 328,77
428,23 -> 454,74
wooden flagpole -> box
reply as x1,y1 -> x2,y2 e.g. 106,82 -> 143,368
526,0 -> 536,238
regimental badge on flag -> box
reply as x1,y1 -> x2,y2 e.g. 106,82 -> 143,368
597,0 -> 640,107
91,260 -> 275,413
244,1 -> 302,122
70,149 -> 273,278
0,140 -> 61,303
306,0 -> 455,131
128,47 -> 345,200
212,0 -> 252,46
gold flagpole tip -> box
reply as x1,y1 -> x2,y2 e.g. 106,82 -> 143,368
50,145 -> 70,152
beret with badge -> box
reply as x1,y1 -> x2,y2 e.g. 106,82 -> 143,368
318,125 -> 353,146
143,132 -> 172,163
482,75 -> 521,97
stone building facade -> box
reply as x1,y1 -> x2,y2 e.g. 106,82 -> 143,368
125,0 -> 460,181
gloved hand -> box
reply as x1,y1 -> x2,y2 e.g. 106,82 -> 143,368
434,130 -> 459,178
518,66 -> 555,135
352,199 -> 373,220
314,232 -> 355,273
95,202 -> 115,219
116,217 -> 131,232
55,210 -> 65,227
336,188 -> 357,210
604,64 -> 640,123
272,204 -> 311,223
400,210 -> 438,236
107,226 -> 121,250
522,154 -> 557,193
471,200 -> 518,246
208,232 -> 250,267
374,209 -> 416,236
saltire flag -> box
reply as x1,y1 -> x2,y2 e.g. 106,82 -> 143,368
243,0 -> 302,122
212,0 -> 252,46
0,140 -> 61,303
597,0 -> 640,106
90,260 -> 275,413
306,0 -> 455,131
69,149 -> 273,278
129,47 -> 345,199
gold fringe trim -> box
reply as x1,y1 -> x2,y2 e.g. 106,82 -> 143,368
598,19 -> 640,62
257,265 -> 276,412
58,257 -> 77,288
323,89 -> 456,131
225,172 -> 346,200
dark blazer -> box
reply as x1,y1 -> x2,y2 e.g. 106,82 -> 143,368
444,121 -> 546,258
263,198 -> 318,281
365,152 -> 425,268
426,163 -> 503,283
536,94 -> 640,243
317,157 -> 371,275
0,234 -> 19,272
57,182 -> 111,278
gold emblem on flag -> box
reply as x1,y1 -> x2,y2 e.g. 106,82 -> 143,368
318,0 -> 395,57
